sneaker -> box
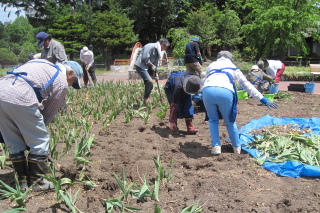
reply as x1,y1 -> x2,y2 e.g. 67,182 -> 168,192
233,146 -> 241,154
211,146 -> 221,155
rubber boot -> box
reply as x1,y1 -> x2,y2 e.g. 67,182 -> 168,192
10,152 -> 28,191
185,119 -> 198,134
28,154 -> 53,191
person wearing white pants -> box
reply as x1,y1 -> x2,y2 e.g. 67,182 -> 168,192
202,51 -> 278,155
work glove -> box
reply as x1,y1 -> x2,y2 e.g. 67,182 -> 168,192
85,65 -> 91,71
154,72 -> 159,81
260,97 -> 278,110
169,103 -> 179,133
151,64 -> 157,72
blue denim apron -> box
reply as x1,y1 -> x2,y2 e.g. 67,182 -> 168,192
249,72 -> 264,91
7,61 -> 61,103
165,71 -> 194,119
184,42 -> 202,65
207,67 -> 238,122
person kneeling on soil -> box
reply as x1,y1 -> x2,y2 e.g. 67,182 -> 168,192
0,59 -> 83,191
202,51 -> 277,155
246,65 -> 274,93
164,72 -> 202,134
257,59 -> 285,83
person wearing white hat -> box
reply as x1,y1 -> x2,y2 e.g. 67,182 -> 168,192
0,59 -> 83,191
246,64 -> 273,92
80,46 -> 96,87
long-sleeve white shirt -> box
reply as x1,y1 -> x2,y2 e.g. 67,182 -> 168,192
80,50 -> 94,67
265,60 -> 282,78
203,57 -> 263,100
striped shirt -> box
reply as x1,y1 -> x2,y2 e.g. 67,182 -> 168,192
0,59 -> 68,125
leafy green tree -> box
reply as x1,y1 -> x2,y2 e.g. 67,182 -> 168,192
127,0 -> 174,44
91,11 -> 138,66
241,0 -> 320,60
5,17 -> 36,54
167,28 -> 194,59
18,42 -> 40,63
216,8 -> 242,50
0,48 -> 17,68
184,4 -> 221,58
48,13 -> 88,60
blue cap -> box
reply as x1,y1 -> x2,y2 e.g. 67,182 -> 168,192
36,32 -> 48,47
191,37 -> 200,42
64,61 -> 83,89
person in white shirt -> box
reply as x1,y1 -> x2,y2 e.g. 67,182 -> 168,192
258,59 -> 285,83
80,46 -> 96,87
202,51 -> 277,155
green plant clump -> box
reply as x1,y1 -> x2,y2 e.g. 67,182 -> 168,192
247,132 -> 320,166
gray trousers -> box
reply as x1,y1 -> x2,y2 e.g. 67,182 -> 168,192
0,100 -> 49,155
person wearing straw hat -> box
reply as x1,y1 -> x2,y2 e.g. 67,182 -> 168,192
0,59 -> 82,191
184,37 -> 203,76
247,64 -> 274,92
257,59 -> 285,83
202,51 -> 278,155
80,46 -> 96,87
164,72 -> 202,134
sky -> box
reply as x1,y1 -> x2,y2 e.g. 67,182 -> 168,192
0,5 -> 25,23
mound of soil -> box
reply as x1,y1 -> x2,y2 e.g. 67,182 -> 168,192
1,91 -> 320,212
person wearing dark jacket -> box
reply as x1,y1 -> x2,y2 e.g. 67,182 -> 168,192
164,72 -> 202,134
184,37 -> 203,76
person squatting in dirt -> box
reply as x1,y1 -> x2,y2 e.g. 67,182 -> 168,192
202,51 -> 278,155
184,37 -> 203,76
134,38 -> 170,104
80,46 -> 97,87
257,59 -> 286,83
164,72 -> 202,135
246,65 -> 274,93
0,60 -> 83,191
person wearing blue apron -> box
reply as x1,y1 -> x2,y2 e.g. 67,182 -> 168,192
0,60 -> 83,191
202,51 -> 277,155
164,72 -> 202,134
246,65 -> 273,93
184,37 -> 203,76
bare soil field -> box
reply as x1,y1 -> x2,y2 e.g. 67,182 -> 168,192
1,86 -> 320,213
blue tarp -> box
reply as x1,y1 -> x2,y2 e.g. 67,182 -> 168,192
239,115 -> 320,178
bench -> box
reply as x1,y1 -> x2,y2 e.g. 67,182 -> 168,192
113,59 -> 131,65
309,64 -> 320,81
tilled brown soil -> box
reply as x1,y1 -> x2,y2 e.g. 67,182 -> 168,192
1,91 -> 320,213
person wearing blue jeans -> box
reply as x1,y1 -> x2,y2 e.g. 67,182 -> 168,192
202,51 -> 278,155
134,38 -> 170,103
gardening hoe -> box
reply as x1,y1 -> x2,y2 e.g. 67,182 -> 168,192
154,69 -> 163,103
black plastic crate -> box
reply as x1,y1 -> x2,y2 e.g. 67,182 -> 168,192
288,84 -> 305,92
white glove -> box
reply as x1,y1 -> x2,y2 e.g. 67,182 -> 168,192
151,64 -> 157,72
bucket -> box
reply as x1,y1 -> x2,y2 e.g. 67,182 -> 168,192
304,82 -> 316,93
268,83 -> 279,94
263,94 -> 274,102
237,90 -> 248,100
